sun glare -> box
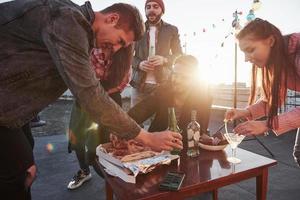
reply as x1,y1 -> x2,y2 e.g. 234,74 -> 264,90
192,46 -> 251,86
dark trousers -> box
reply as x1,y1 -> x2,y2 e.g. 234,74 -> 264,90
0,124 -> 34,200
74,92 -> 122,172
23,123 -> 34,149
75,145 -> 90,173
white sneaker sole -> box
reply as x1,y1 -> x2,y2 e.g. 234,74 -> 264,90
67,174 -> 92,190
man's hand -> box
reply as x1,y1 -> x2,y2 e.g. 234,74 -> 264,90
224,108 -> 251,121
148,55 -> 167,67
25,164 -> 37,189
234,120 -> 268,136
135,129 -> 183,152
139,60 -> 155,72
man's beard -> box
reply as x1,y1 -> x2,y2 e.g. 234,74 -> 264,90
146,13 -> 162,25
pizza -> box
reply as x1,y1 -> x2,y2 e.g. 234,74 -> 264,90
107,134 -> 154,161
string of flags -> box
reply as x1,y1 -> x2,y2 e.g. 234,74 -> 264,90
184,0 -> 262,45
183,0 -> 262,58
229,0 -> 261,42
188,0 -> 261,34
218,1 -> 261,64
219,0 -> 262,48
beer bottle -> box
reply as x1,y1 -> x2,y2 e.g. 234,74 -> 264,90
168,107 -> 181,155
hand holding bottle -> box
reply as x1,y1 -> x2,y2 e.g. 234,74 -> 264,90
148,55 -> 167,67
135,129 -> 183,152
139,60 -> 155,72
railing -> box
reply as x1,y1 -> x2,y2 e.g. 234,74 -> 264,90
211,87 -> 250,109
60,87 -> 300,115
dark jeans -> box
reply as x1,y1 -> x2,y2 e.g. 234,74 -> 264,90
75,147 -> 90,173
0,173 -> 31,200
74,92 -> 122,173
0,124 -> 34,200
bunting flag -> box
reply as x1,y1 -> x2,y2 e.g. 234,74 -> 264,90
191,0 -> 261,36
246,9 -> 255,21
232,10 -> 242,29
182,0 -> 262,54
252,0 -> 261,11
247,0 -> 261,21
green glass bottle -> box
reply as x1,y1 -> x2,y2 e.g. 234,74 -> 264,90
167,107 -> 181,155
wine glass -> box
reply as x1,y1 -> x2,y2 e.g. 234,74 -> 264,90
224,121 -> 245,164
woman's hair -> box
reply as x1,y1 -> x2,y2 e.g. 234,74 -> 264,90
236,18 -> 296,129
100,44 -> 133,90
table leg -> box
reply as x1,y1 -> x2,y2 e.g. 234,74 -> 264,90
212,189 -> 218,200
106,181 -> 113,200
256,168 -> 268,200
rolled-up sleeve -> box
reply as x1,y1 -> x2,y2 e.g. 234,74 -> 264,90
273,107 -> 300,135
42,8 -> 140,139
247,99 -> 268,120
247,99 -> 300,135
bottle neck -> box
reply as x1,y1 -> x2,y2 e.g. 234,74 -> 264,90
149,46 -> 155,57
191,110 -> 197,121
168,107 -> 179,131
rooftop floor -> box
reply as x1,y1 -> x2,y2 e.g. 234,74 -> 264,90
31,100 -> 300,200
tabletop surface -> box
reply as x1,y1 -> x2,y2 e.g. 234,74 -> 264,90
102,146 -> 277,199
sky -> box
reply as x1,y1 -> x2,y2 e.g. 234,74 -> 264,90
2,0 -> 300,85
74,0 -> 300,85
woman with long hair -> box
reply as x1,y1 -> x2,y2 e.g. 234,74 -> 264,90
225,18 -> 300,165
67,45 -> 132,190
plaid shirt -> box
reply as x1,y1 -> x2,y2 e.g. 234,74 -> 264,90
90,48 -> 131,93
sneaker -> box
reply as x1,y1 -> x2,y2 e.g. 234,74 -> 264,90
67,170 -> 92,190
31,120 -> 46,128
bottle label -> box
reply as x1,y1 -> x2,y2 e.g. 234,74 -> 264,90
188,140 -> 194,148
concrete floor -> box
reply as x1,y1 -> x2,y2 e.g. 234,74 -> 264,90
31,100 -> 300,200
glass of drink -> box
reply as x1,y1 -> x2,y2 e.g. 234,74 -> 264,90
224,121 -> 245,164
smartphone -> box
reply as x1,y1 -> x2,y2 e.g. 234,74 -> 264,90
159,171 -> 185,191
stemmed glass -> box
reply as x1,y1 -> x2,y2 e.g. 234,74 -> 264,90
224,121 -> 245,164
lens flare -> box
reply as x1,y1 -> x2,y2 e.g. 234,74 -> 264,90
46,143 -> 54,153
